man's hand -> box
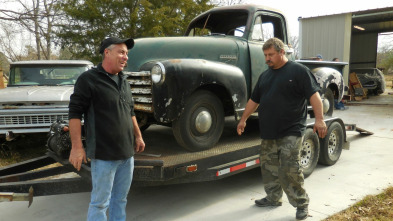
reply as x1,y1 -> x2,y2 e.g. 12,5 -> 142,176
313,119 -> 327,138
237,120 -> 246,135
236,99 -> 259,136
69,143 -> 87,171
135,137 -> 145,153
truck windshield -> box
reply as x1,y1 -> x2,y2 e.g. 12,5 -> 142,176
8,66 -> 89,86
186,10 -> 248,37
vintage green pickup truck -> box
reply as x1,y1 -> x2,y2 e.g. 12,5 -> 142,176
124,4 -> 347,151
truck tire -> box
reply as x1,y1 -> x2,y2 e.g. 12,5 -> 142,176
318,121 -> 343,165
172,90 -> 224,151
136,112 -> 150,132
301,128 -> 320,178
324,88 -> 334,116
139,124 -> 150,132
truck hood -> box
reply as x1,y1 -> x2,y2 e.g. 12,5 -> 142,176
0,86 -> 73,104
126,36 -> 242,71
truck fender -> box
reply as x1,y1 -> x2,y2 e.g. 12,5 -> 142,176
147,59 -> 247,123
310,67 -> 345,101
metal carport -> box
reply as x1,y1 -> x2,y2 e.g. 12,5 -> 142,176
299,7 -> 393,86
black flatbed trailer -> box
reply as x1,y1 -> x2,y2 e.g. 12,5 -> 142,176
1,116 -> 368,206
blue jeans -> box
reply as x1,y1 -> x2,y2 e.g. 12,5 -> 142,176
87,157 -> 134,221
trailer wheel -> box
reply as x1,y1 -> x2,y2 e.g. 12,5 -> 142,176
172,90 -> 224,152
301,128 -> 320,178
323,88 -> 334,116
319,121 -> 344,165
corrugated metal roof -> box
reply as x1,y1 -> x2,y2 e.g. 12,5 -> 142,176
299,7 -> 393,34
352,7 -> 393,33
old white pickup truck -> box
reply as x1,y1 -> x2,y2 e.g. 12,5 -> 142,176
0,60 -> 93,141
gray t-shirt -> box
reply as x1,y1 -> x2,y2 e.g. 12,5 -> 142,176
107,73 -> 120,87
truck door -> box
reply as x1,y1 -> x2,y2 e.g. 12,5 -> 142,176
248,12 -> 291,95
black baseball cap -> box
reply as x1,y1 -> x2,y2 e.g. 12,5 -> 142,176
99,37 -> 134,54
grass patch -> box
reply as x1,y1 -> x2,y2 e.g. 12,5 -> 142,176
0,134 -> 48,167
385,74 -> 393,88
323,186 -> 393,221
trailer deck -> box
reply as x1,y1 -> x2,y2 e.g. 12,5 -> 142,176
132,117 -> 262,185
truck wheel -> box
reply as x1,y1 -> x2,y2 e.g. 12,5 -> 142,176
136,112 -> 150,132
318,122 -> 343,165
139,124 -> 150,132
172,90 -> 224,152
323,88 -> 334,116
301,128 -> 320,178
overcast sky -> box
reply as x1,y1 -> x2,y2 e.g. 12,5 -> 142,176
246,0 -> 393,36
2,0 -> 393,58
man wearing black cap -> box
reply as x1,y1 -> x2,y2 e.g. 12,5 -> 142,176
68,37 -> 145,221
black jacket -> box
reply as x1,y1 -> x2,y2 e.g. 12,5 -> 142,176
69,63 -> 135,160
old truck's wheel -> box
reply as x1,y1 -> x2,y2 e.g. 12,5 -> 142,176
318,121 -> 344,165
172,90 -> 224,152
323,88 -> 334,116
301,128 -> 320,178
136,112 -> 150,132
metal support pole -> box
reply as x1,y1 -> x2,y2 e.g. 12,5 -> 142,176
0,186 -> 34,207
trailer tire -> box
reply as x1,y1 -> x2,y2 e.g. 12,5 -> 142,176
324,88 -> 334,116
319,121 -> 343,165
172,90 -> 224,152
301,128 -> 320,178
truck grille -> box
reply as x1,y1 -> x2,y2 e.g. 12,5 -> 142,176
124,71 -> 153,113
0,114 -> 68,126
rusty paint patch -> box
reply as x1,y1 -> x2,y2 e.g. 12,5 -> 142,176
3,106 -> 20,109
134,104 -> 153,113
128,79 -> 152,85
0,193 -> 14,202
169,59 -> 182,63
0,176 -> 20,183
123,71 -> 150,77
131,88 -> 152,94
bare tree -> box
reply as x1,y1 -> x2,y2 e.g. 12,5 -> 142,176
0,22 -> 24,61
289,35 -> 299,59
0,0 -> 60,61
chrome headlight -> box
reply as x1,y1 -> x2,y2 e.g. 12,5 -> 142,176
151,62 -> 165,84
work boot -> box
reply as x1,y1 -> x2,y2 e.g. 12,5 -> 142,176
296,206 -> 308,220
254,198 -> 282,207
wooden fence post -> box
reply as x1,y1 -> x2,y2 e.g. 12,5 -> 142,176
0,69 -> 5,89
